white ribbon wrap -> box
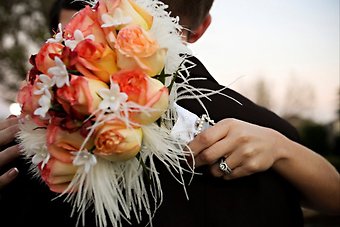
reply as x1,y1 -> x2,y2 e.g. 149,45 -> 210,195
171,103 -> 199,143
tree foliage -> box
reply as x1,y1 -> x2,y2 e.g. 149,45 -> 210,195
0,0 -> 53,102
299,121 -> 330,155
254,78 -> 271,109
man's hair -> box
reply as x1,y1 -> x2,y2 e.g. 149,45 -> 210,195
49,0 -> 88,33
161,0 -> 214,30
49,0 -> 213,33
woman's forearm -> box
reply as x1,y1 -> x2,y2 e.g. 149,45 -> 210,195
273,133 -> 340,214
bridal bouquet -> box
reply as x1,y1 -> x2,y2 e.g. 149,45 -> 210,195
16,0 -> 203,226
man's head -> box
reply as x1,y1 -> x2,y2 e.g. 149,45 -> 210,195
49,0 -> 214,43
161,0 -> 214,43
49,0 -> 88,34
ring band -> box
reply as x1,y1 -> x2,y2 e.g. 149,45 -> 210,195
219,158 -> 232,174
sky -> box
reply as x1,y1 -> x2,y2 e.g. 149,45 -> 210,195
189,0 -> 339,123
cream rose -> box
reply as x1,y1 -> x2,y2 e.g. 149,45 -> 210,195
98,0 -> 153,30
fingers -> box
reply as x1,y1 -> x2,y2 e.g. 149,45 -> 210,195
0,167 -> 19,189
188,119 -> 231,156
0,119 -> 19,146
0,145 -> 21,167
210,151 -> 268,180
189,118 -> 277,180
0,117 -> 18,131
0,144 -> 21,189
194,137 -> 234,167
210,153 -> 242,178
192,119 -> 246,167
221,167 -> 255,180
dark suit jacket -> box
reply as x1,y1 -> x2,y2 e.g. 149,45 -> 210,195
0,57 -> 303,227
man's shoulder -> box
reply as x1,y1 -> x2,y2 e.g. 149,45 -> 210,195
185,56 -> 218,83
179,56 -> 300,142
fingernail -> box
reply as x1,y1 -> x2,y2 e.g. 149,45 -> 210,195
8,168 -> 19,177
7,115 -> 17,119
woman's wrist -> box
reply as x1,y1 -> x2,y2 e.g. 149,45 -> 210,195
271,129 -> 293,170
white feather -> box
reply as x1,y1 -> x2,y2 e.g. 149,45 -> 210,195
16,118 -> 47,178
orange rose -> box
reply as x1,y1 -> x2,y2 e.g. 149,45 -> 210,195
47,125 -> 94,163
111,69 -> 169,124
115,25 -> 166,77
64,5 -> 107,45
56,75 -> 109,117
94,120 -> 142,162
40,157 -> 78,193
73,39 -> 118,82
35,43 -> 64,74
111,69 -> 147,104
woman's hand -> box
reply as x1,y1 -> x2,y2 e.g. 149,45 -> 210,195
188,118 -> 340,214
0,116 -> 21,189
188,118 -> 283,179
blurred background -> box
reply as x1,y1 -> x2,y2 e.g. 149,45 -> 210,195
0,0 -> 339,226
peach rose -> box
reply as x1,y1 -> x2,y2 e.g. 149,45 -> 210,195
136,76 -> 169,124
17,82 -> 40,116
94,121 -> 142,161
115,25 -> 166,77
56,75 -> 109,117
16,79 -> 49,126
98,0 -> 153,30
72,39 -> 118,83
40,157 -> 78,193
64,5 -> 107,45
47,125 -> 94,163
111,69 -> 169,124
35,43 -> 64,74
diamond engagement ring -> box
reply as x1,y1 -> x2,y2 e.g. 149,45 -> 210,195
219,158 -> 232,174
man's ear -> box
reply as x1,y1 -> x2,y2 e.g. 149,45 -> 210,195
187,14 -> 212,43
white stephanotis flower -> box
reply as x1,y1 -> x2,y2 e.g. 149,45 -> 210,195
101,9 -> 132,28
32,148 -> 50,170
34,95 -> 51,118
34,74 -> 55,98
47,57 -> 70,88
98,82 -> 128,112
47,23 -> 64,43
65,29 -> 95,51
72,149 -> 97,173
